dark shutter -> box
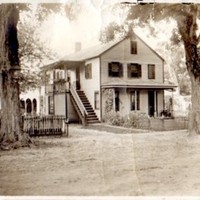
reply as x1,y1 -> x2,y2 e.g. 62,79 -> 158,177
119,63 -> 123,77
127,63 -> 131,78
138,64 -> 142,78
108,63 -> 112,77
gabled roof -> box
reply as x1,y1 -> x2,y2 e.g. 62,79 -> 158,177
60,33 -> 164,62
60,38 -> 124,61
41,33 -> 164,71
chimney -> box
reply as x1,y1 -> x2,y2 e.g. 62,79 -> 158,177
75,42 -> 81,52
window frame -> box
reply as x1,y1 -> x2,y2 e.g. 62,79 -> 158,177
94,91 -> 100,110
130,41 -> 137,54
127,63 -> 142,78
130,90 -> 140,111
48,95 -> 54,115
108,62 -> 123,78
148,64 -> 156,79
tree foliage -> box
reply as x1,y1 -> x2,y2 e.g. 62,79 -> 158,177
18,6 -> 58,91
101,3 -> 200,134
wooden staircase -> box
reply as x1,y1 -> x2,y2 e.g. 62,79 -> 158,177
76,90 -> 100,124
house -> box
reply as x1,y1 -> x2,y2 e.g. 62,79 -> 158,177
40,34 -> 176,124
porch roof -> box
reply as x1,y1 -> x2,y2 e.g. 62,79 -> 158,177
101,81 -> 177,90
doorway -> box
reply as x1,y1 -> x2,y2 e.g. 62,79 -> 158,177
148,90 -> 155,117
115,90 -> 120,112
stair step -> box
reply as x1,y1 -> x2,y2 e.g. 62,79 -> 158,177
71,90 -> 100,125
87,120 -> 100,124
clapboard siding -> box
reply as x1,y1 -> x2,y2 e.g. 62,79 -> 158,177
100,37 -> 164,84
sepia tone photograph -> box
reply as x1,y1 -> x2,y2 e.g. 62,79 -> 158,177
0,0 -> 200,198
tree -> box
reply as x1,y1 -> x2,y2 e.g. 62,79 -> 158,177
0,2 -> 82,149
18,6 -> 58,92
101,3 -> 200,134
0,4 -> 28,148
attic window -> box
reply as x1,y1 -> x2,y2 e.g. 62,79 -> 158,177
128,63 -> 141,78
108,62 -> 123,77
131,41 -> 137,54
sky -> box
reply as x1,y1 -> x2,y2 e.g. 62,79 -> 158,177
36,0 -> 198,65
38,0 -> 174,61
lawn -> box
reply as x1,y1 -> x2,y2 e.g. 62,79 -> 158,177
0,124 -> 200,196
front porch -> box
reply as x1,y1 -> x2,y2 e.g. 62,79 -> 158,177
101,83 -> 177,119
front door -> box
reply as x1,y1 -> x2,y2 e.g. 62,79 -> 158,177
148,91 -> 155,117
76,68 -> 80,90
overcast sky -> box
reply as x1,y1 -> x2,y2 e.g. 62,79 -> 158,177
37,0 -> 181,63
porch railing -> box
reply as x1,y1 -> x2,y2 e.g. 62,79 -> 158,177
23,115 -> 65,136
69,85 -> 88,125
45,81 -> 67,94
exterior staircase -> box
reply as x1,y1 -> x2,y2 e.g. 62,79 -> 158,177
76,90 -> 100,124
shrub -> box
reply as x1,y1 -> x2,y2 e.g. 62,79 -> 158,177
104,111 -> 149,129
123,112 -> 149,128
103,111 -> 125,126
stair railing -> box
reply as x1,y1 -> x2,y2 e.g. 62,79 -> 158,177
69,84 -> 88,125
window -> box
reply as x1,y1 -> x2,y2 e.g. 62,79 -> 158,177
131,41 -> 137,54
130,91 -> 140,111
55,70 -> 65,81
148,64 -> 155,79
108,62 -> 123,77
128,63 -> 142,78
48,96 -> 54,115
94,91 -> 100,110
85,63 -> 92,79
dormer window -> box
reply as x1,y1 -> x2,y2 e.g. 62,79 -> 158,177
130,41 -> 137,54
128,63 -> 141,78
108,62 -> 123,77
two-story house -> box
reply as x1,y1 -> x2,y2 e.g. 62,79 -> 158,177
41,35 -> 176,124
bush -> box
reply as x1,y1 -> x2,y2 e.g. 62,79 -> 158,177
103,111 -> 125,126
123,112 -> 149,128
104,111 -> 149,129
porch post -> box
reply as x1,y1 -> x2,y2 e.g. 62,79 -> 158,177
135,90 -> 137,111
171,89 -> 174,117
154,90 -> 157,117
25,99 -> 27,116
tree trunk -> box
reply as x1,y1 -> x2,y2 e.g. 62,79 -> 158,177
188,75 -> 200,135
177,7 -> 200,135
0,4 -> 31,148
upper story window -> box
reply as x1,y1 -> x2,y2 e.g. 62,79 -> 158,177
85,63 -> 92,79
108,62 -> 123,77
128,63 -> 142,78
130,41 -> 137,54
148,64 -> 155,79
55,70 -> 65,81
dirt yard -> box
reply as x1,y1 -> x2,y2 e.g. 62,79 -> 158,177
0,124 -> 200,196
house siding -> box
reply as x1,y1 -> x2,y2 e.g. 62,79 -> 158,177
80,57 -> 101,119
101,38 -> 164,84
54,94 -> 66,116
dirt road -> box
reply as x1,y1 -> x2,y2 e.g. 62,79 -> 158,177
0,125 -> 200,195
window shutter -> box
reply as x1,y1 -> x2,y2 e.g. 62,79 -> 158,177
138,64 -> 142,78
108,63 -> 112,77
119,63 -> 123,77
127,64 -> 131,78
